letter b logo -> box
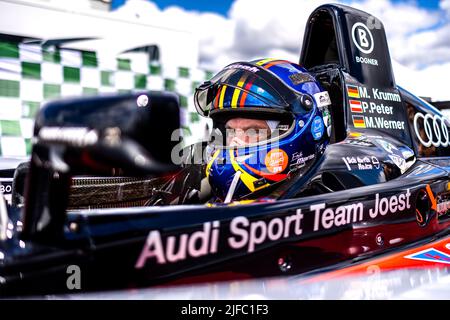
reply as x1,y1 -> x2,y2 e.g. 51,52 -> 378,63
352,22 -> 374,54
358,29 -> 369,48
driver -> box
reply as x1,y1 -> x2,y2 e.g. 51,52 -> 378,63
225,118 -> 279,147
194,59 -> 332,203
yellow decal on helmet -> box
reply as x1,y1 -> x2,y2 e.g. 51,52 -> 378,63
206,149 -> 221,178
229,149 -> 269,192
231,74 -> 248,108
255,58 -> 277,66
219,85 -> 227,109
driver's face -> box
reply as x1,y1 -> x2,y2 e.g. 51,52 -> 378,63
225,118 -> 270,147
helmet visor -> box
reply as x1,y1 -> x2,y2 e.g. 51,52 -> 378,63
194,63 -> 299,117
208,114 -> 295,149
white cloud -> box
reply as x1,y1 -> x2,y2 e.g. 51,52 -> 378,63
441,0 -> 450,14
111,0 -> 160,19
350,0 -> 440,36
227,0 -> 330,61
226,0 -> 444,71
112,0 -> 234,68
47,0 -> 92,10
112,0 -> 450,101
397,62 -> 450,101
393,60 -> 434,99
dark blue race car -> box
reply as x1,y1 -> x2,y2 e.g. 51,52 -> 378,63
0,3 -> 449,296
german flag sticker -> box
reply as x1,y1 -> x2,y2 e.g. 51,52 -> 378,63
352,115 -> 366,129
347,85 -> 360,99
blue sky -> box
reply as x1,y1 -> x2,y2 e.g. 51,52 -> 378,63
112,0 -> 442,15
405,0 -> 440,9
111,0 -> 233,14
149,0 -> 234,15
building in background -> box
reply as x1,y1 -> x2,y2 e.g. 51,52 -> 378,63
31,0 -> 113,12
0,0 -> 200,68
0,0 -> 212,156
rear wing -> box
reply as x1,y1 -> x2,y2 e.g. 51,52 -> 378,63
300,4 -> 412,146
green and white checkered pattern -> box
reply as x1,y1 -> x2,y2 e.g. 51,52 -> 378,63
0,40 -> 213,156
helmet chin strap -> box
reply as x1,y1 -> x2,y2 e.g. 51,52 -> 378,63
224,171 -> 242,204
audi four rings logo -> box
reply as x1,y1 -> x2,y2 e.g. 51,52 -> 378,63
414,113 -> 450,148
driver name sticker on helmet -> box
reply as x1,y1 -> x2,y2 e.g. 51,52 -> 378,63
290,152 -> 315,170
224,64 -> 259,73
265,149 -> 288,174
311,116 -> 325,140
314,92 -> 332,108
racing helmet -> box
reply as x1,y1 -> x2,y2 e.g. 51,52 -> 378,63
194,59 -> 332,202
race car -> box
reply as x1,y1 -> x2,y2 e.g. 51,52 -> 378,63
0,3 -> 449,297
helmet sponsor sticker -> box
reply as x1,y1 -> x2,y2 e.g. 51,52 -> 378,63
265,149 -> 288,174
314,91 -> 332,108
311,116 -> 325,140
290,152 -> 315,170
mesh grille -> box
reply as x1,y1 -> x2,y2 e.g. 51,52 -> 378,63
68,176 -> 168,210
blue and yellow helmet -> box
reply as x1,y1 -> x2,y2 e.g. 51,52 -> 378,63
194,59 -> 332,202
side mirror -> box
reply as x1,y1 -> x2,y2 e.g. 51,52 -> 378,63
22,92 -> 181,242
33,92 -> 180,175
